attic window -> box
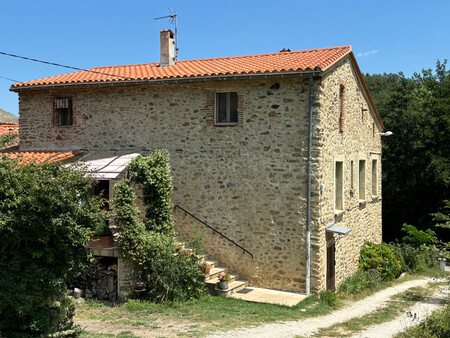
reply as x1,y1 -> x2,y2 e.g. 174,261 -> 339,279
216,92 -> 238,125
54,98 -> 73,126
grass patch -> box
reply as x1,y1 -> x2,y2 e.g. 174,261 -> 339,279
75,271 -> 448,336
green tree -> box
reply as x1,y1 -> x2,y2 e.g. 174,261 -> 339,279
365,61 -> 450,241
0,155 -> 105,336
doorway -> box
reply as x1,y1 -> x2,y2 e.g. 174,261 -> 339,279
326,234 -> 336,292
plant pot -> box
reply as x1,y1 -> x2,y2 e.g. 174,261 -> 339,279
89,236 -> 114,248
219,280 -> 228,290
204,264 -> 212,275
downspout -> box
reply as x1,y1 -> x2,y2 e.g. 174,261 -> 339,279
306,74 -> 314,295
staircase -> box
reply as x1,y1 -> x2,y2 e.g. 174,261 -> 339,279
174,205 -> 253,297
203,259 -> 248,296
176,244 -> 249,297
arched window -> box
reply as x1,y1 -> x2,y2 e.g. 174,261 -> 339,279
339,85 -> 345,132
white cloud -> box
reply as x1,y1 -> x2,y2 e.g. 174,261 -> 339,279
356,50 -> 379,57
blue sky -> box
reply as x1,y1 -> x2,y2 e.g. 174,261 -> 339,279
1,0 -> 449,116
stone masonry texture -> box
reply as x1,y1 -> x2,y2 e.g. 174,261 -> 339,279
17,55 -> 382,293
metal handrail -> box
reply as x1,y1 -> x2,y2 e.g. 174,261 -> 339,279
174,205 -> 254,259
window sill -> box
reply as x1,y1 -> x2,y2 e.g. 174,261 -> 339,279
371,195 -> 380,201
359,199 -> 367,206
214,123 -> 238,127
55,125 -> 73,128
334,209 -> 345,216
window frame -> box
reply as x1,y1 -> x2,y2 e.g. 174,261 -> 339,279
372,159 -> 378,197
359,159 -> 366,202
215,92 -> 238,126
53,97 -> 73,127
335,160 -> 344,212
350,160 -> 354,191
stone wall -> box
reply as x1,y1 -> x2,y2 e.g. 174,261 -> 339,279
17,66 -> 382,293
311,56 -> 383,291
18,78 -> 313,292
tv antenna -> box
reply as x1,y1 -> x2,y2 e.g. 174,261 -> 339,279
154,9 -> 179,61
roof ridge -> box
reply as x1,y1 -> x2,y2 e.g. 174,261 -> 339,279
91,45 -> 351,70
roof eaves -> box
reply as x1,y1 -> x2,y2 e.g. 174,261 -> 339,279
348,52 -> 385,130
10,70 -> 323,92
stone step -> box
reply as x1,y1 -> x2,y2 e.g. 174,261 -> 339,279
205,267 -> 227,282
175,243 -> 250,298
214,280 -> 248,296
206,272 -> 237,285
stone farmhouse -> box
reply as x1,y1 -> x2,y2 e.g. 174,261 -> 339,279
9,30 -> 385,294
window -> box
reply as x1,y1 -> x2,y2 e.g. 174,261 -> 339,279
359,160 -> 366,201
339,85 -> 345,132
372,159 -> 378,196
350,160 -> 354,191
216,92 -> 238,124
335,161 -> 344,211
54,97 -> 73,126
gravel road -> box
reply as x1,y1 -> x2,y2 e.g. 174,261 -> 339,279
208,278 -> 436,338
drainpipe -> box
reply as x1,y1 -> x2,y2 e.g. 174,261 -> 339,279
306,74 -> 314,296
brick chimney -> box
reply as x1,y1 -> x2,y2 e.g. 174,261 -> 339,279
160,29 -> 175,67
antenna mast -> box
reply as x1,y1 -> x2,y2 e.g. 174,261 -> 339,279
154,9 -> 179,61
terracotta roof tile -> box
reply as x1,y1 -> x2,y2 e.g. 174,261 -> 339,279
1,146 -> 81,164
0,122 -> 19,137
12,46 -> 351,88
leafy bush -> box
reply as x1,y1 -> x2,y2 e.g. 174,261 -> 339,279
390,242 -> 427,273
113,151 -> 205,304
359,241 -> 402,280
339,270 -> 378,294
0,157 -> 105,336
402,223 -> 437,247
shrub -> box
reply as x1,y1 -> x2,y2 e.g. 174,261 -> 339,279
389,242 -> 427,273
359,241 -> 402,280
0,158 -> 105,336
390,241 -> 441,273
339,270 -> 378,294
402,223 -> 437,247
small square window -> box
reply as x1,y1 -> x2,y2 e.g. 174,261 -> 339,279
54,97 -> 73,126
216,92 -> 238,124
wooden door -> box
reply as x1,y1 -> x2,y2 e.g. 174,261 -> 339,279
327,238 -> 336,292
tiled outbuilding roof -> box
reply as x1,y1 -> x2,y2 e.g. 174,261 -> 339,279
0,122 -> 19,137
1,146 -> 81,164
11,46 -> 351,88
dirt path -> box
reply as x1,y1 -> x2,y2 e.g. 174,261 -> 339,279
353,284 -> 449,337
207,278 -> 434,338
75,317 -> 207,337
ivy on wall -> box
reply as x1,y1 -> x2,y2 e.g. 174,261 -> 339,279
113,150 -> 204,303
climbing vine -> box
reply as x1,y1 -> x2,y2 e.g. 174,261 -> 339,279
113,150 -> 204,303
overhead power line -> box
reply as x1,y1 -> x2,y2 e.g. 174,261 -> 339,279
0,51 -> 136,81
0,75 -> 21,83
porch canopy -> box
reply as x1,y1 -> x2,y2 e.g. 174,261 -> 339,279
326,224 -> 352,236
73,152 -> 141,179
